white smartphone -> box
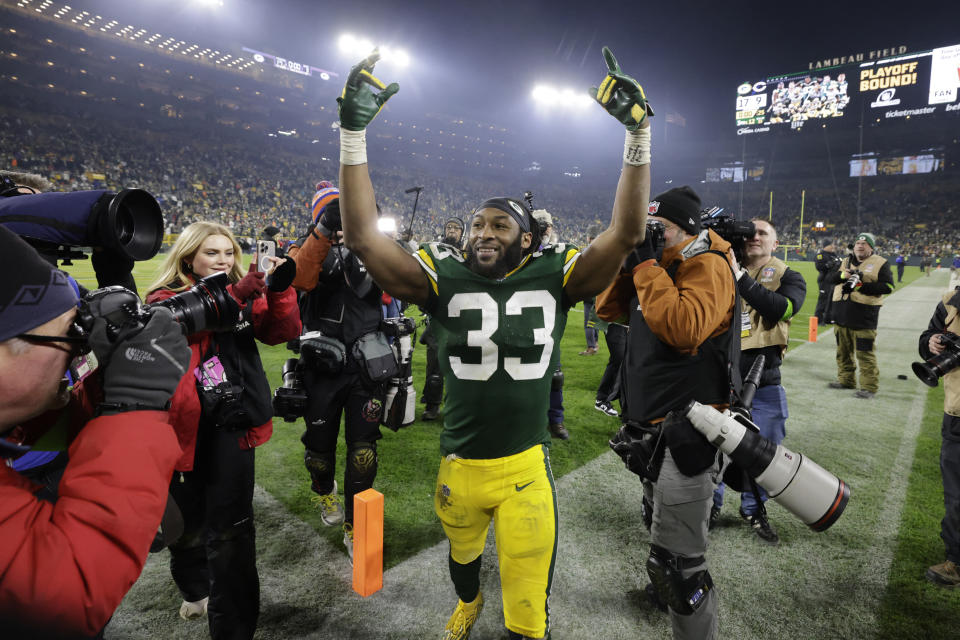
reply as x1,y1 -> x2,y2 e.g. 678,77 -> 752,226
256,239 -> 277,272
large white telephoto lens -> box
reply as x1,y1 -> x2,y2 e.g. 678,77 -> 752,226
684,400 -> 849,532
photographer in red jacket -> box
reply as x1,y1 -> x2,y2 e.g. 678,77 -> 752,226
0,225 -> 190,638
145,221 -> 300,640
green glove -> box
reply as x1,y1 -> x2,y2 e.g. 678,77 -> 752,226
590,46 -> 654,131
337,49 -> 399,131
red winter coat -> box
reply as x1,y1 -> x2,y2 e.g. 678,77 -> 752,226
146,278 -> 301,471
0,410 -> 180,636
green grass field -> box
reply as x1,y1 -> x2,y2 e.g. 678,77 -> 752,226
64,256 -> 958,638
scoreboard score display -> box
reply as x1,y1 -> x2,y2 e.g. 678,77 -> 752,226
735,43 -> 960,135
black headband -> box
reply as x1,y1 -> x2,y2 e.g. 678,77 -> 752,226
472,198 -> 531,233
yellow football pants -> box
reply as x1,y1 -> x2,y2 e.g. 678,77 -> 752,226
434,444 -> 558,638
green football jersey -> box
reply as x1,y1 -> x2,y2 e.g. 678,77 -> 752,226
414,242 -> 581,459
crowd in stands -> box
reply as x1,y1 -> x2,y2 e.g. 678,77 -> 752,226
4,104 -> 957,261
0,106 -> 616,247
699,172 -> 960,261
2,4 -> 958,259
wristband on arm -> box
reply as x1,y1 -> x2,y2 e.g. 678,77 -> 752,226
623,127 -> 651,166
340,128 -> 367,165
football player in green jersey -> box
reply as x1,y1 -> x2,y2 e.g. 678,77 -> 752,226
336,47 -> 653,640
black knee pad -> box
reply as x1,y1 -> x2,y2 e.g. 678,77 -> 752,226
645,545 -> 713,615
304,448 -> 336,492
347,442 -> 378,476
855,337 -> 874,351
551,367 -> 564,392
305,448 -> 334,474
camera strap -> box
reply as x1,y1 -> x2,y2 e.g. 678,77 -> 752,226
198,306 -> 273,428
673,248 -> 743,409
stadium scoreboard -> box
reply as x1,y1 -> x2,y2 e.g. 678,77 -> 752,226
735,43 -> 960,135
242,47 -> 337,81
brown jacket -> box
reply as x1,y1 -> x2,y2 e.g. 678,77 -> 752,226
596,229 -> 736,355
287,230 -> 333,292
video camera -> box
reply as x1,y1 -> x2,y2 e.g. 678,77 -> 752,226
0,188 -> 164,263
700,206 -> 756,264
912,332 -> 960,387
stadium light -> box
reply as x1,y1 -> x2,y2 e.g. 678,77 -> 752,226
338,33 -> 411,68
193,0 -> 223,7
531,84 -> 592,110
378,216 -> 397,234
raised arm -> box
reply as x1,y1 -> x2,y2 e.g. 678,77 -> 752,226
565,47 -> 652,302
337,51 -> 430,307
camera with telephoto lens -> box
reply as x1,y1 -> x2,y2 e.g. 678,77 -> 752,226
273,358 -> 308,422
841,270 -> 861,295
271,331 -> 347,421
700,206 -> 756,264
380,316 -> 417,338
912,332 -> 960,387
75,272 -> 240,341
0,188 -> 164,263
685,400 -> 849,532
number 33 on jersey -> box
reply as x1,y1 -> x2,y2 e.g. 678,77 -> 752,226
414,242 -> 581,458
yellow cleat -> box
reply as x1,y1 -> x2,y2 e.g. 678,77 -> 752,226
442,593 -> 484,640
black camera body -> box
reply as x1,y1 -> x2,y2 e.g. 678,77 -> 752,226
913,332 -> 960,387
273,358 -> 308,423
272,331 -> 344,422
199,380 -> 253,430
380,316 -> 417,338
821,252 -> 842,272
700,206 -> 756,264
645,220 -> 666,261
76,272 -> 239,341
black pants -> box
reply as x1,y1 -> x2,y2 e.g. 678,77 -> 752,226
420,323 -> 443,406
942,413 -> 960,563
169,424 -> 258,640
596,323 -> 627,403
814,286 -> 833,323
302,367 -> 384,523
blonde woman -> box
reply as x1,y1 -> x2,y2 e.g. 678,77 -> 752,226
146,222 -> 300,640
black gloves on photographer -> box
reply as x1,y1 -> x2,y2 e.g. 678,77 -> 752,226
609,423 -> 665,483
266,256 -> 297,292
88,306 -> 191,414
623,230 -> 662,272
840,270 -> 861,294
316,200 -> 342,238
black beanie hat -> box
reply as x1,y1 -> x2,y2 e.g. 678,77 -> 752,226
648,186 -> 701,235
443,217 -> 464,234
0,225 -> 78,342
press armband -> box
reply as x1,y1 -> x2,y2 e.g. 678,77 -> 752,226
340,127 -> 368,165
623,127 -> 651,166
